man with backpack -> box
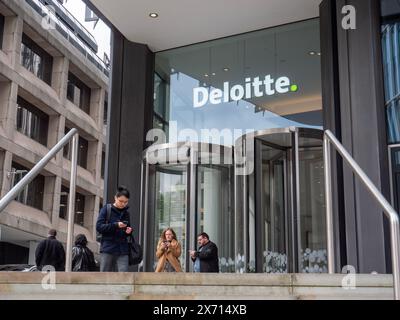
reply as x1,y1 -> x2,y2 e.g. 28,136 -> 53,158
96,186 -> 133,272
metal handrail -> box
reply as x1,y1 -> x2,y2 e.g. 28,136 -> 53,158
324,130 -> 400,300
0,129 -> 79,272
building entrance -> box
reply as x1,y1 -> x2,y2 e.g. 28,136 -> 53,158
140,128 -> 327,273
236,127 -> 327,273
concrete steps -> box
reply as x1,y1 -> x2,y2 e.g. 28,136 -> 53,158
0,272 -> 394,300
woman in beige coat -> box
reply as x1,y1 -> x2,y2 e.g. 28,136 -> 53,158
155,228 -> 182,272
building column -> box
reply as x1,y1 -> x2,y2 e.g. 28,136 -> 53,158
320,0 -> 389,273
106,31 -> 154,235
51,56 -> 69,101
84,194 -> 98,239
2,14 -> 22,68
0,150 -> 12,198
47,176 -> 62,227
203,169 -> 222,245
0,81 -> 18,139
90,87 -> 105,129
28,241 -> 39,265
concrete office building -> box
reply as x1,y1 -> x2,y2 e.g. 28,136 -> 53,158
0,0 -> 109,265
81,0 -> 400,275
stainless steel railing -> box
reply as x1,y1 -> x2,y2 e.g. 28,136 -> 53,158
324,129 -> 400,300
0,129 -> 79,272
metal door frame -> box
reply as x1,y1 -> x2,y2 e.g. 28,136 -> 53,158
236,127 -> 324,273
140,142 -> 233,272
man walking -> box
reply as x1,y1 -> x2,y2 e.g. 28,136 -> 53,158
35,229 -> 66,271
189,232 -> 219,273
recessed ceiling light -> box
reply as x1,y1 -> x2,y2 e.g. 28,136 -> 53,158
223,68 -> 229,72
317,52 -> 321,56
149,13 -> 159,18
309,51 -> 316,56
212,72 -> 216,76
204,74 -> 209,77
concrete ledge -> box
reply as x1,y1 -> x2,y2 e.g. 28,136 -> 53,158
0,272 -> 395,300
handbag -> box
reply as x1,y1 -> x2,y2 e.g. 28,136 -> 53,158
128,235 -> 143,266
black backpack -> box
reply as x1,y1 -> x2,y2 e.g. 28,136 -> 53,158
96,204 -> 112,243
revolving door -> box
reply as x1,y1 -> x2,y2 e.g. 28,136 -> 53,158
235,127 -> 327,273
140,127 -> 327,273
140,142 -> 235,272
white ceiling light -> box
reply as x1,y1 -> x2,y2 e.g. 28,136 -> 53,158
149,12 -> 159,18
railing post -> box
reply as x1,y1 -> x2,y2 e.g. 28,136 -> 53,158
323,133 -> 335,274
389,214 -> 400,300
65,134 -> 79,272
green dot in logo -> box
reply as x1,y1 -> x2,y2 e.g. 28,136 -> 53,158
290,84 -> 299,92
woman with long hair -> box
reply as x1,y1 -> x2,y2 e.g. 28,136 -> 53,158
155,228 -> 182,272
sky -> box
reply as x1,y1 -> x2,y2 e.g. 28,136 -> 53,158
62,0 -> 111,62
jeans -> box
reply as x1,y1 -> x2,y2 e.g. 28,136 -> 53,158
100,253 -> 129,272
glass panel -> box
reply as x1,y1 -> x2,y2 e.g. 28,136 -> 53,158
197,165 -> 234,273
20,42 -> 44,80
248,173 -> 256,273
234,174 -> 246,273
59,185 -> 86,227
67,73 -> 91,114
16,98 -> 49,146
154,73 -> 167,119
298,146 -> 327,273
387,99 -> 400,144
152,166 -> 187,271
154,19 -> 322,146
11,162 -> 44,211
261,145 -> 288,273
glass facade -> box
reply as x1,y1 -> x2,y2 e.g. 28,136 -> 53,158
381,0 -> 400,212
154,19 -> 322,146
142,19 -> 324,274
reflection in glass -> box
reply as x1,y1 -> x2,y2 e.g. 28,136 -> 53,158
153,167 -> 187,271
155,19 -> 322,146
261,145 -> 287,273
197,165 -> 234,272
298,146 -> 327,273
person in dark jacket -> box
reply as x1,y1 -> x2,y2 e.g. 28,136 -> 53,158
72,234 -> 97,272
96,186 -> 133,272
35,229 -> 65,271
189,232 -> 219,273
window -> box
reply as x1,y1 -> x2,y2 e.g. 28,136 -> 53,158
20,34 -> 53,85
103,92 -> 108,125
67,72 -> 91,114
63,128 -> 89,169
11,162 -> 44,210
153,73 -> 168,133
59,185 -> 86,227
16,97 -> 49,146
0,13 -> 5,50
101,149 -> 105,179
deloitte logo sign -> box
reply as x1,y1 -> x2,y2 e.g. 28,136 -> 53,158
193,75 -> 298,108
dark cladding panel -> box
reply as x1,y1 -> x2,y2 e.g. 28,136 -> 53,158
106,29 -> 154,238
320,0 -> 390,273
